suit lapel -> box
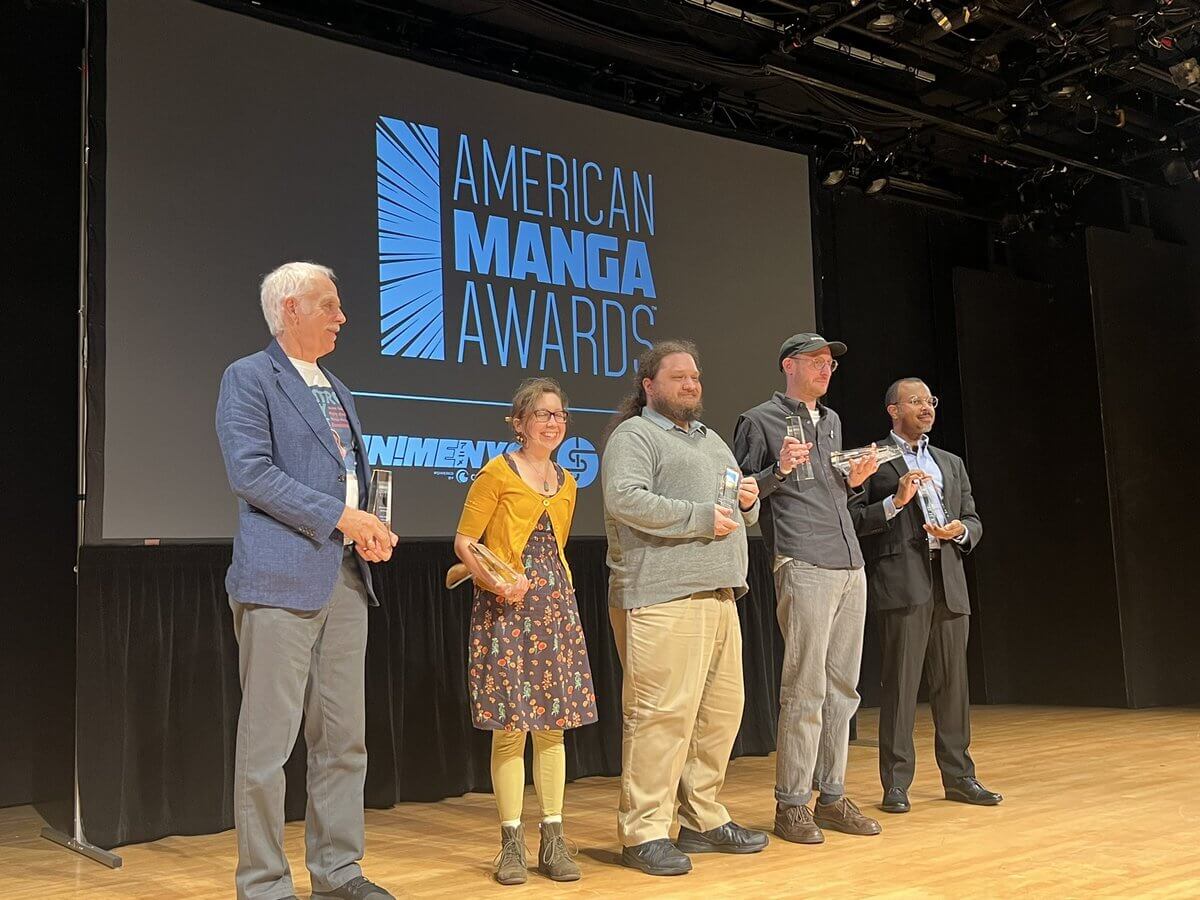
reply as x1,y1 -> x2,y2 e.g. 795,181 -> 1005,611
267,341 -> 343,467
880,435 -> 908,481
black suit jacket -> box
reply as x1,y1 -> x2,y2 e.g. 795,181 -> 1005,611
848,438 -> 983,615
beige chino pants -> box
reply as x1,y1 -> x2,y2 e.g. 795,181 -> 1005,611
609,590 -> 744,847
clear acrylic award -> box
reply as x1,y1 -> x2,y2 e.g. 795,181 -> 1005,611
784,415 -> 816,481
469,542 -> 521,591
717,466 -> 741,511
916,479 -> 949,529
830,444 -> 903,475
367,469 -> 392,527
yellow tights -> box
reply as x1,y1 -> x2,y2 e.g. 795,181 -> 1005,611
490,729 -> 565,824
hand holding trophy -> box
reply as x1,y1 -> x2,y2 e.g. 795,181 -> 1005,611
349,469 -> 398,562
469,542 -> 529,603
445,540 -> 529,602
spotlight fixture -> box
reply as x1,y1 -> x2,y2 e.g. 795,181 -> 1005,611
1161,153 -> 1198,186
858,152 -> 895,196
1169,58 -> 1200,90
976,52 -> 1001,72
818,136 -> 870,189
867,12 -> 901,32
810,2 -> 844,19
928,4 -> 952,31
820,152 -> 851,187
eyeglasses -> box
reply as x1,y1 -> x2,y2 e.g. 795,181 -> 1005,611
900,396 -> 939,408
530,410 -> 569,423
789,355 -> 839,373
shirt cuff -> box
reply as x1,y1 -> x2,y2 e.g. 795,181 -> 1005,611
883,495 -> 900,520
953,529 -> 969,545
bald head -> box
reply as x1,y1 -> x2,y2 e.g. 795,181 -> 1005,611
886,378 -> 936,442
885,378 -> 926,409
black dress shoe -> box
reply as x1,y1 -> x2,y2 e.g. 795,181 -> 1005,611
675,821 -> 769,854
944,777 -> 1003,806
312,875 -> 395,899
621,839 -> 692,876
881,787 -> 910,814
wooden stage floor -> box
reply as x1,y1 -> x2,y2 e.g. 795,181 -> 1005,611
3,705 -> 1199,898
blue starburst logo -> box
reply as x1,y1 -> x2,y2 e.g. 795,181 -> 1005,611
376,117 -> 444,359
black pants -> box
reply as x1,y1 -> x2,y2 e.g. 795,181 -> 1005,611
877,562 -> 975,792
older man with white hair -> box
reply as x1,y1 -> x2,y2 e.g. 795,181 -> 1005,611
216,262 -> 397,900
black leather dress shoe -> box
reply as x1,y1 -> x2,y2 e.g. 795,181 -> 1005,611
675,821 -> 769,854
944,777 -> 1003,806
621,839 -> 692,876
311,876 -> 396,899
881,787 -> 910,813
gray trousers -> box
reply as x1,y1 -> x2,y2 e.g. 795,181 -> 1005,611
230,550 -> 369,900
877,563 -> 975,792
773,560 -> 866,807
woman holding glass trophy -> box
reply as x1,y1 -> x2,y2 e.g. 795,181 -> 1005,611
452,378 -> 597,886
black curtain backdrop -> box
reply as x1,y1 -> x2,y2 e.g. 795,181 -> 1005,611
2,2 -> 80,814
952,261 -> 1127,706
77,537 -> 787,850
1086,226 -> 1200,707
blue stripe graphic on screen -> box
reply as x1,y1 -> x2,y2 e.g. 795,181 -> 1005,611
376,117 -> 444,359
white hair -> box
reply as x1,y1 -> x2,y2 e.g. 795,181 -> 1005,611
259,261 -> 336,335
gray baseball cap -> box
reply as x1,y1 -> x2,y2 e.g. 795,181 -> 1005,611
778,332 -> 848,370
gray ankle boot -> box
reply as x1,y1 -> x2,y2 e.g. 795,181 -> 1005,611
538,820 -> 581,882
494,823 -> 528,885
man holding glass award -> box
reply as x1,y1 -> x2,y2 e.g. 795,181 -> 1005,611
603,340 -> 769,877
734,333 -> 883,845
848,379 -> 998,815
216,263 -> 398,900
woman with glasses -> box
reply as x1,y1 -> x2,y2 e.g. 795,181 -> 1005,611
453,377 -> 597,886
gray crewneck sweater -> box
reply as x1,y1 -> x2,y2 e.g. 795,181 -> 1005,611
602,408 -> 760,610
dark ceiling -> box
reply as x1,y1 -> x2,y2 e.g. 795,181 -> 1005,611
206,0 -> 1200,224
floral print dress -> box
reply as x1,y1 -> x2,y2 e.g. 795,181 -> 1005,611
468,456 -> 597,732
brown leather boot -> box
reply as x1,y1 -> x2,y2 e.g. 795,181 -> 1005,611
494,823 -> 528,885
537,820 -> 581,882
813,797 -> 882,835
774,802 -> 824,844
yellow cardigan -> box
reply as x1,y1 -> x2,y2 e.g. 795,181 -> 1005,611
456,453 -> 577,585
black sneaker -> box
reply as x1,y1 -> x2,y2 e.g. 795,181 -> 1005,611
621,838 -> 692,876
675,821 -> 769,854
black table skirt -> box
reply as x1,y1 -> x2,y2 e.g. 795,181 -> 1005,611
76,537 -> 804,849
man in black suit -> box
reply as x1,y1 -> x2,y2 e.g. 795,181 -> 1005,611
849,378 -> 1001,814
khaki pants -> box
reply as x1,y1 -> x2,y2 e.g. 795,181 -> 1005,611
609,591 -> 744,847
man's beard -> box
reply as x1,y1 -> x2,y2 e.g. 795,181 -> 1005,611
654,395 -> 703,423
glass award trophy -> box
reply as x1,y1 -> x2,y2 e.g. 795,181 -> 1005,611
367,469 -> 392,527
830,444 -> 903,476
784,415 -> 816,481
717,466 -> 741,511
469,542 -> 521,591
916,479 -> 949,548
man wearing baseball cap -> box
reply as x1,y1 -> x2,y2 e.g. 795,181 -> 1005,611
733,333 -> 882,845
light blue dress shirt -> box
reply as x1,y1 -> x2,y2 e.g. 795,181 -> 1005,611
882,431 -> 968,546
